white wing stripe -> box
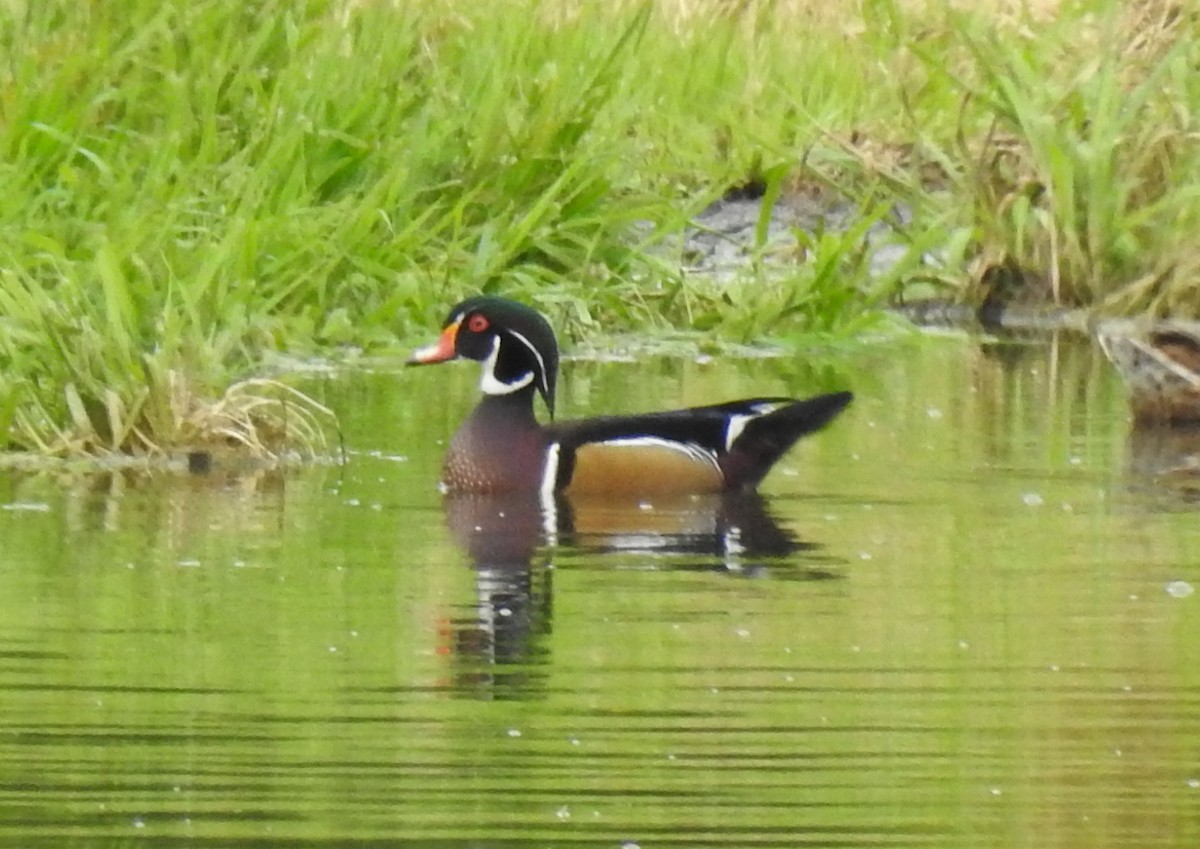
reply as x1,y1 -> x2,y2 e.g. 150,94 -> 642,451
724,414 -> 752,451
597,436 -> 720,471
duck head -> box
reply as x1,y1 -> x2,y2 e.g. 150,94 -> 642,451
408,296 -> 559,418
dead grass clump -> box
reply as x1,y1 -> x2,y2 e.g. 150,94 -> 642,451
171,377 -> 339,462
12,373 -> 339,464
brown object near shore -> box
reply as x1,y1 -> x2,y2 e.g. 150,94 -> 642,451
1099,325 -> 1200,424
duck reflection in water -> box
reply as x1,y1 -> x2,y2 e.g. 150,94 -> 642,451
439,489 -> 836,699
1100,324 -> 1200,490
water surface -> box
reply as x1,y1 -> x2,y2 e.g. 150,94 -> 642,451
0,332 -> 1197,848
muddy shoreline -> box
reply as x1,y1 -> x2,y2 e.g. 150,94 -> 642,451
682,190 -> 1200,340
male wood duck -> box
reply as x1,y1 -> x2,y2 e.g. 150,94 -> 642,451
408,296 -> 852,496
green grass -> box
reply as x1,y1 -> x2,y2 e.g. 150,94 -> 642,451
859,0 -> 1200,313
0,0 -> 1196,455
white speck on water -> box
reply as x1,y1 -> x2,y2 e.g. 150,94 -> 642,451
850,645 -> 861,653
1129,594 -> 1140,601
1114,748 -> 1123,757
365,452 -> 407,463
1,501 -> 50,512
1061,502 -> 1074,512
666,753 -> 676,761
958,640 -> 970,650
858,551 -> 872,560
507,728 -> 522,738
926,407 -> 943,419
1022,492 -> 1044,507
555,805 -> 571,821
735,628 -> 750,638
1122,685 -> 1133,692
350,630 -> 359,638
346,498 -> 360,507
783,646 -> 792,654
132,817 -> 145,829
1166,580 -> 1194,598
328,646 -> 338,653
784,674 -> 795,683
568,737 -> 580,746
177,559 -> 201,568
1186,778 -> 1199,789
989,787 -> 1002,796
1068,455 -> 1082,466
1049,664 -> 1060,672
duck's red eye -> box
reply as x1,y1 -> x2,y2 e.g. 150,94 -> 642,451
467,314 -> 490,333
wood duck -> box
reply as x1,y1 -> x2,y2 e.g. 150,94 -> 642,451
1099,322 -> 1200,424
408,296 -> 853,496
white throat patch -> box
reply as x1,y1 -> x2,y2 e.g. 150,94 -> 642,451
479,335 -> 535,396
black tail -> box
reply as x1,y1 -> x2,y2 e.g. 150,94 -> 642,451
722,391 -> 853,489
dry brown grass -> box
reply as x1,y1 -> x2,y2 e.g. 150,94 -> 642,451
13,373 -> 339,463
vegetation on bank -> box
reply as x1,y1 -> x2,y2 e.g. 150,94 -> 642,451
0,0 -> 1195,456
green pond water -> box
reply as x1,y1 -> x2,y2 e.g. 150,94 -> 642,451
0,331 -> 1197,848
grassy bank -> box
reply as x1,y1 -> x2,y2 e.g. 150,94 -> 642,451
0,0 -> 1195,455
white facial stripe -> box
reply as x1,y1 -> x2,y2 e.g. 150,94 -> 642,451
506,328 -> 550,396
479,335 -> 534,396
